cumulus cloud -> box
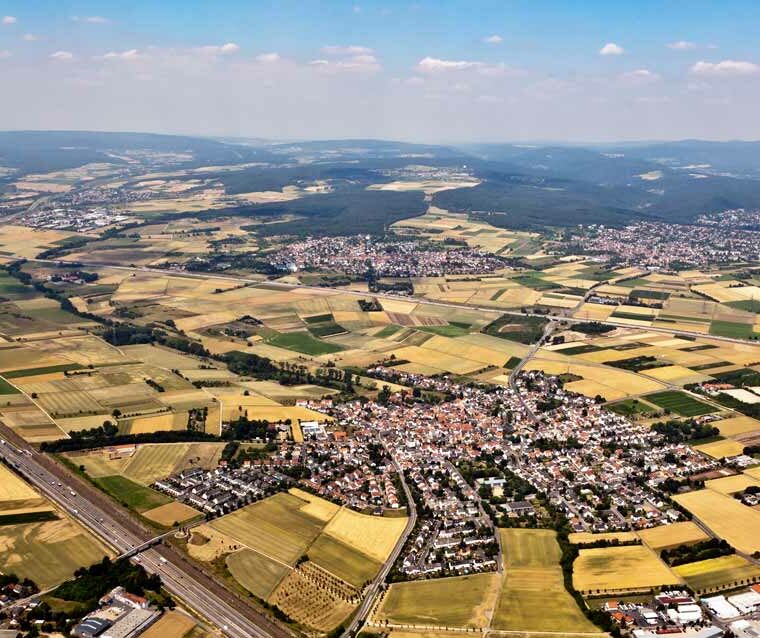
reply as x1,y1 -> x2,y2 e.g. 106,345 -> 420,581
483,35 -> 503,44
255,52 -> 281,63
195,42 -> 240,56
321,45 -> 372,56
416,57 -> 480,72
72,16 -> 109,23
619,69 -> 660,82
50,50 -> 74,60
599,42 -> 624,56
667,40 -> 696,50
2,16 -> 17,25
691,59 -> 760,76
103,49 -> 141,61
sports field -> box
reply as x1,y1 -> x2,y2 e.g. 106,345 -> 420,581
572,545 -> 680,593
643,390 -> 716,416
377,573 -> 500,629
673,555 -> 760,593
673,490 -> 760,554
492,529 -> 599,633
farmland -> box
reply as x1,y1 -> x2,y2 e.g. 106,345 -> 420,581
572,545 -> 680,594
642,391 -> 716,417
376,573 -> 500,629
673,555 -> 760,594
492,529 -> 600,634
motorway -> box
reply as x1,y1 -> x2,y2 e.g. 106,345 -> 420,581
0,425 -> 290,638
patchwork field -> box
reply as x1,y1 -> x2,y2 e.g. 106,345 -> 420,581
492,529 -> 600,634
572,545 -> 680,593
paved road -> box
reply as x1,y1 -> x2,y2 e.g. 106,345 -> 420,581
342,446 -> 417,638
0,426 -> 290,638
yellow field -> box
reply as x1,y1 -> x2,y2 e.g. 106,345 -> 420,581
705,474 -> 760,494
673,490 -> 760,554
572,545 -> 680,593
568,531 -> 638,545
693,439 -> 745,459
323,508 -> 407,563
288,488 -> 340,522
139,611 -> 196,638
673,554 -> 760,593
712,415 -> 760,437
142,502 -> 201,526
637,522 -> 710,550
0,463 -> 41,503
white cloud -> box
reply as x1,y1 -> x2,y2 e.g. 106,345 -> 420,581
310,54 -> 380,72
103,49 -> 141,61
691,59 -> 760,76
50,50 -> 74,60
255,52 -> 281,63
667,40 -> 696,50
599,42 -> 624,56
22,33 -> 37,41
321,45 -> 373,56
619,69 -> 660,83
2,16 -> 17,25
308,59 -> 329,66
483,35 -> 503,44
72,16 -> 109,24
416,56 -> 480,72
0,50 -> 11,59
195,42 -> 240,56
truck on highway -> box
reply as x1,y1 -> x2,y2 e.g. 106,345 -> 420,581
70,490 -> 76,497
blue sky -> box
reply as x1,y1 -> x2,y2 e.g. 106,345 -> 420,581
1,1 -> 759,141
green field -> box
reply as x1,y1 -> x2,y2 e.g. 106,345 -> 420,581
512,274 -> 561,291
673,555 -> 760,593
417,324 -> 471,338
725,299 -> 760,313
377,573 -> 498,629
226,549 -> 290,600
307,533 -> 381,588
492,529 -> 599,634
0,273 -> 35,299
709,320 -> 756,340
94,475 -> 171,512
0,511 -> 59,526
266,331 -> 345,356
3,363 -> 86,378
304,313 -> 334,324
644,391 -> 716,416
607,398 -> 657,416
0,377 -> 20,394
375,324 -> 402,338
211,492 -> 324,564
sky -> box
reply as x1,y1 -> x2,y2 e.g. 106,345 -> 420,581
1,0 -> 759,143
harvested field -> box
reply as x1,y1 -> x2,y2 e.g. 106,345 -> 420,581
226,549 -> 290,600
569,531 -> 638,545
673,490 -> 760,554
323,507 -> 407,563
0,463 -> 41,504
672,555 -> 760,593
693,438 -> 745,459
139,611 -> 196,638
493,529 -> 599,634
712,415 -> 760,437
705,474 -> 760,494
377,573 -> 499,629
288,488 -> 340,522
142,502 -> 201,526
637,522 -> 710,550
572,545 -> 680,593
210,492 -> 324,564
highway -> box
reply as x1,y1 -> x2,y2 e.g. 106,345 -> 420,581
0,426 -> 290,638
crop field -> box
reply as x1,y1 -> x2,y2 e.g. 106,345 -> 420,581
572,545 -> 680,593
493,529 -> 599,634
693,438 -> 745,459
210,492 -> 325,564
226,549 -> 291,600
322,506 -> 407,563
643,390 -> 716,416
636,522 -> 710,550
0,463 -> 43,506
704,473 -> 760,494
142,502 -> 201,526
0,515 -> 112,588
140,611 -> 197,638
307,532 -> 381,588
377,573 -> 500,629
266,331 -> 345,356
673,490 -> 760,554
93,475 -> 171,513
673,555 -> 760,593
